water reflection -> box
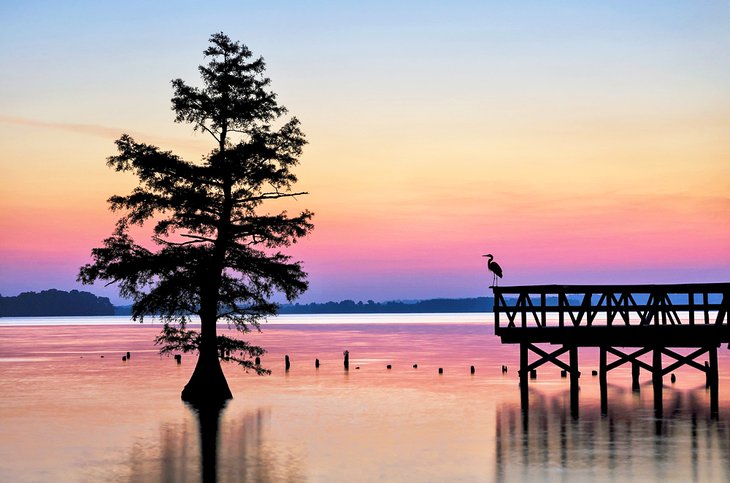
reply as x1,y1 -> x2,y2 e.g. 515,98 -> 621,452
126,405 -> 305,483
495,388 -> 730,482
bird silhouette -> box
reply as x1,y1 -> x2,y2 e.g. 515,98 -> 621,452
483,254 -> 503,287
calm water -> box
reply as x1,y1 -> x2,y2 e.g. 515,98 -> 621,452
0,314 -> 729,482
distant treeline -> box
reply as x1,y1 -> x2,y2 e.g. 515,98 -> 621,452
0,289 -> 115,317
279,297 -> 494,314
7,290 -> 710,318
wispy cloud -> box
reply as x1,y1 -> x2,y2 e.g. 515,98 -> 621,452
0,115 -> 124,138
0,115 -> 209,153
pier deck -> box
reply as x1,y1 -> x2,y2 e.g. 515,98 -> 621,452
492,283 -> 730,417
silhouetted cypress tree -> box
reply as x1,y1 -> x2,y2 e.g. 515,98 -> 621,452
79,33 -> 313,403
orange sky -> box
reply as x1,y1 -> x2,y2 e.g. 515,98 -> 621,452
1,2 -> 728,303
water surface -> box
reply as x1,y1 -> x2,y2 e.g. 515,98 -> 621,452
0,314 -> 728,481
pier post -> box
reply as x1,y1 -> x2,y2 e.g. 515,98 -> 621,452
569,346 -> 579,418
632,361 -> 640,392
709,345 -> 719,417
653,347 -> 663,417
519,343 -> 528,412
599,346 -> 607,415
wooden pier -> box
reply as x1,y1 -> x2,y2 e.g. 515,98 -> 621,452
493,283 -> 730,417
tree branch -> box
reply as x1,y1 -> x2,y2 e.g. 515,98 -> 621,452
180,233 -> 217,243
152,236 -> 203,247
233,191 -> 308,205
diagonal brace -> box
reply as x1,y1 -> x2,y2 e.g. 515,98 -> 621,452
605,347 -> 653,372
525,344 -> 572,373
661,347 -> 712,375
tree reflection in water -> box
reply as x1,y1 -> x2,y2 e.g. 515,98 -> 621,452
495,387 -> 730,482
125,404 -> 306,483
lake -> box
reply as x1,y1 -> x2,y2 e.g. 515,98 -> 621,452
1,314 -> 729,482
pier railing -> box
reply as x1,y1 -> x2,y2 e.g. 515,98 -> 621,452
494,283 -> 729,332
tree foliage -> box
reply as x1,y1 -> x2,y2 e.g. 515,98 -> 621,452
79,33 -> 313,378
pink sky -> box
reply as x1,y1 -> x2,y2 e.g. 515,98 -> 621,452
1,2 -> 728,304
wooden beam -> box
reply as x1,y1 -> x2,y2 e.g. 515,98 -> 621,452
492,282 -> 730,294
525,344 -> 571,373
660,347 -> 710,375
605,347 -> 653,372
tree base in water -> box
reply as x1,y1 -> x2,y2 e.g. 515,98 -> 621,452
181,354 -> 233,404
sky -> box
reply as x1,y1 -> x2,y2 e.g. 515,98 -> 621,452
1,1 -> 728,304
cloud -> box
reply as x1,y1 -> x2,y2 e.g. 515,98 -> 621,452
0,115 -> 209,153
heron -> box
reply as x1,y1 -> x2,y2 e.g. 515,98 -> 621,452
483,254 -> 503,287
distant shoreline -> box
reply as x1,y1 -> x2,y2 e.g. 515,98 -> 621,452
1,289 -> 494,317
114,297 -> 494,316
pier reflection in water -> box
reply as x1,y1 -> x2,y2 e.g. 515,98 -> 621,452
495,387 -> 730,482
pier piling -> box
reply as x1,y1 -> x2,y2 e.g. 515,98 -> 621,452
632,361 -> 640,392
653,347 -> 663,417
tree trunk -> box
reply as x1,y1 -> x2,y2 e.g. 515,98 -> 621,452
181,314 -> 232,404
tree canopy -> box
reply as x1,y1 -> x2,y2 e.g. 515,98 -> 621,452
79,33 -> 313,402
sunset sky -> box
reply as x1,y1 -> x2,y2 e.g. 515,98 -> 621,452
1,1 -> 728,304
